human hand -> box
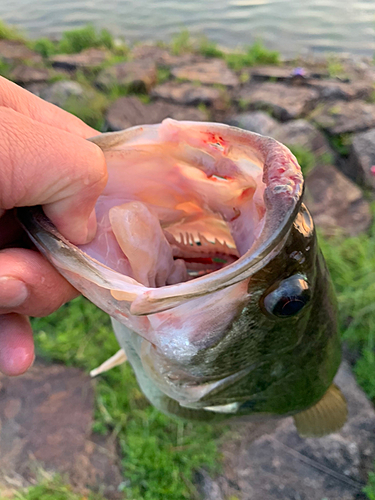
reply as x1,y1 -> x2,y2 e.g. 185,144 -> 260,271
0,77 -> 107,376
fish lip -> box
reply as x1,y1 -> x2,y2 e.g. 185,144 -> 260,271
18,120 -> 303,314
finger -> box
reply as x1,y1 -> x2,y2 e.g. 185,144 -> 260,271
0,248 -> 79,317
0,76 -> 98,138
0,107 -> 107,244
0,313 -> 34,376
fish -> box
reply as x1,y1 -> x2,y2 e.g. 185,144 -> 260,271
18,119 -> 347,437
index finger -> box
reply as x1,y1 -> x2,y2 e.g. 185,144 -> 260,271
0,76 -> 97,139
0,107 -> 107,244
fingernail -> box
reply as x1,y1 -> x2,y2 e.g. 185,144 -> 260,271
0,277 -> 29,308
85,209 -> 97,244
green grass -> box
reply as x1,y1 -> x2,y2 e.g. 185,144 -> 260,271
225,40 -> 280,71
61,89 -> 109,130
0,21 -> 115,59
14,474 -> 105,500
287,146 -> 334,175
170,29 -> 193,56
288,145 -> 316,175
319,212 -> 375,399
198,36 -> 224,58
328,133 -> 352,157
32,37 -> 58,58
58,24 -> 114,54
318,215 -> 375,499
32,27 -> 127,59
31,298 -> 223,500
0,19 -> 26,41
0,59 -> 11,78
156,67 -> 172,85
326,55 -> 347,80
364,470 -> 375,499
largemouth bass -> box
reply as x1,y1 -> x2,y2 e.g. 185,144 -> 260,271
18,119 -> 346,437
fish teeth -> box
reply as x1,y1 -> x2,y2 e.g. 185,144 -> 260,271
214,238 -> 223,251
198,233 -> 210,246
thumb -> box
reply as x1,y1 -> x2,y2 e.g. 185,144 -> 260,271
0,107 -> 107,244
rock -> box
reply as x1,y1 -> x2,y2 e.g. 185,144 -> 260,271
304,164 -> 372,236
50,48 -> 109,71
130,44 -> 199,67
39,80 -> 85,107
0,39 -> 42,64
238,82 -> 319,121
9,65 -> 50,84
199,362 -> 375,500
0,361 -> 122,498
96,59 -> 157,92
151,81 -> 222,106
106,96 -> 206,130
249,65 -> 305,82
171,59 -> 239,87
308,79 -> 372,100
272,119 -> 333,162
346,128 -> 375,189
226,113 -> 333,164
226,111 -> 278,136
23,82 -> 49,97
195,469 -> 226,500
311,100 -> 375,135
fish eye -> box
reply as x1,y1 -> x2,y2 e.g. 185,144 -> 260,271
262,274 -> 310,318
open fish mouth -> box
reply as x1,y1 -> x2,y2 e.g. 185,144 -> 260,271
19,119 -> 304,409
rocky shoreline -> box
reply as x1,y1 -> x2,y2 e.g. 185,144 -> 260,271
1,34 -> 374,238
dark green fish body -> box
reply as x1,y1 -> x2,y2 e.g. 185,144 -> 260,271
110,204 -> 341,428
19,120 -> 346,436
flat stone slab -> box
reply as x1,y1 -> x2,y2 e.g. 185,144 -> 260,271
226,111 -> 278,136
249,65 -> 308,82
39,80 -> 85,107
0,362 -> 122,498
96,59 -> 157,92
238,83 -> 319,121
226,112 -> 333,163
0,40 -> 42,64
199,362 -> 375,500
307,78 -> 372,100
273,119 -> 333,162
171,59 -> 239,87
106,96 -> 206,130
311,100 -> 375,135
50,48 -> 109,70
130,44 -> 201,67
151,81 -> 222,106
347,127 -> 375,189
304,164 -> 372,237
10,65 -> 50,84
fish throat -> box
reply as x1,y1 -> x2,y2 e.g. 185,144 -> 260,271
82,121 -> 276,290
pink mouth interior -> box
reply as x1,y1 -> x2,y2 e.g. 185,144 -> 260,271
78,122 -> 267,289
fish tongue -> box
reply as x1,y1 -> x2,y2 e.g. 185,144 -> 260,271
109,201 -> 187,287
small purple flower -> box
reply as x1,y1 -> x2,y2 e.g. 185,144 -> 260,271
292,67 -> 306,77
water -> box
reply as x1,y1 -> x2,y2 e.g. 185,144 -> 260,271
0,0 -> 375,56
